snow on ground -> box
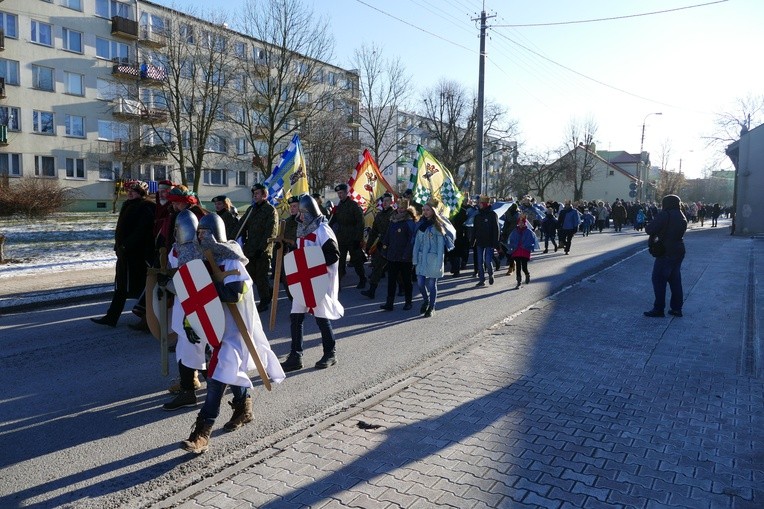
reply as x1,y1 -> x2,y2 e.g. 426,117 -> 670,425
0,213 -> 118,278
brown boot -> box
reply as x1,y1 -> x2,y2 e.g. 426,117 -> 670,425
168,371 -> 202,394
223,397 -> 253,431
181,416 -> 213,454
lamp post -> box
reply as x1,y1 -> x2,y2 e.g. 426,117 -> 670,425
638,112 -> 662,202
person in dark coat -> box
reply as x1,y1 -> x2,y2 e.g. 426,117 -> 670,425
379,202 -> 417,311
91,180 -> 156,327
361,193 -> 395,299
472,196 -> 500,286
211,195 -> 239,242
644,194 -> 688,318
328,183 -> 366,289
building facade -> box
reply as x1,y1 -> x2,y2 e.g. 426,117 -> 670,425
0,0 -> 359,210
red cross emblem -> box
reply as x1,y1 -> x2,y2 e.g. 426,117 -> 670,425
284,246 -> 329,312
172,259 -> 225,347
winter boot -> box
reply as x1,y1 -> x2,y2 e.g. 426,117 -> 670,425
360,283 -> 377,299
163,390 -> 197,411
315,353 -> 337,369
280,352 -> 303,373
168,371 -> 202,394
223,397 -> 253,431
355,277 -> 367,289
181,416 -> 213,454
419,301 -> 429,314
423,305 -> 434,318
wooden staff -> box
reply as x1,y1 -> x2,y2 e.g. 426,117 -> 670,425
203,250 -> 272,391
158,247 -> 169,376
268,220 -> 287,331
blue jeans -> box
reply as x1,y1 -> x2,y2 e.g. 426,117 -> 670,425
476,246 -> 494,282
290,313 -> 336,357
199,378 -> 248,425
651,255 -> 684,312
416,275 -> 438,308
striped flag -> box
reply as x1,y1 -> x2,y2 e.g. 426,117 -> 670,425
412,145 -> 464,218
263,134 -> 308,210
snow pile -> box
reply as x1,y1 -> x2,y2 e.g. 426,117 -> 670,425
0,213 -> 118,278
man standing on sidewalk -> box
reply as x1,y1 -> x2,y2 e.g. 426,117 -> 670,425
644,194 -> 687,318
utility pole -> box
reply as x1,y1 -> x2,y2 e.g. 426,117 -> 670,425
473,6 -> 495,196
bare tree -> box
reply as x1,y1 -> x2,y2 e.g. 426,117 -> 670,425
353,43 -> 411,168
705,93 -> 764,147
511,149 -> 561,201
560,117 -> 599,202
656,169 -> 685,198
301,110 -> 358,192
151,11 -> 238,192
234,0 -> 341,180
420,79 -> 517,194
657,138 -> 672,173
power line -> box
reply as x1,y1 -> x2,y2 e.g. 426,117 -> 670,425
351,0 -> 476,54
493,0 -> 728,27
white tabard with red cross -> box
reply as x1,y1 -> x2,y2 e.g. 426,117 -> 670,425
172,258 -> 225,347
284,246 -> 330,315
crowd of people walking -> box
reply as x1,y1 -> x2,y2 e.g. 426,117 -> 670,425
90,179 -> 716,453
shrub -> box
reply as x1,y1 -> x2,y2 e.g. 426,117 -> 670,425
0,175 -> 77,217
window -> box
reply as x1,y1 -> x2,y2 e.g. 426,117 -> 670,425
0,58 -> 20,85
205,134 -> 227,153
96,37 -> 130,62
31,20 -> 53,46
65,158 -> 85,178
203,169 -> 227,186
234,41 -> 246,59
141,88 -> 166,110
33,111 -> 55,134
139,13 -> 166,34
62,0 -> 83,11
32,65 -> 55,91
236,170 -> 247,187
62,28 -> 83,53
98,160 -> 121,180
96,78 -> 118,100
0,12 -> 18,39
34,155 -> 55,177
64,71 -> 84,96
98,120 -> 129,141
0,106 -> 20,131
0,153 -> 21,176
145,127 -> 172,146
180,59 -> 194,79
235,138 -> 248,155
65,115 -> 84,137
179,23 -> 194,43
96,0 -> 131,19
146,164 -> 168,181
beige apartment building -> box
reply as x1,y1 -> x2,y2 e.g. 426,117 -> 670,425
0,0 -> 359,210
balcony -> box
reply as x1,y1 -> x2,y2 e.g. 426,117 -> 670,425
139,63 -> 166,83
139,27 -> 166,48
111,58 -> 140,79
142,107 -> 168,122
112,97 -> 142,118
0,77 -> 5,99
113,140 -> 170,160
111,16 -> 138,39
0,125 -> 7,146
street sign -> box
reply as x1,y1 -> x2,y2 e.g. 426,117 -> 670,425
629,182 -> 637,191
629,190 -> 637,198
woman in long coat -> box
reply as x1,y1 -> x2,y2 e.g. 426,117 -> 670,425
412,199 -> 446,318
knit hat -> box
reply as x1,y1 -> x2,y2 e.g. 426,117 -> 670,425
126,180 -> 148,197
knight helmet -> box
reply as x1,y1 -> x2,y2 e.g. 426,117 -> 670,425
175,209 -> 198,244
198,213 -> 227,242
298,194 -> 323,224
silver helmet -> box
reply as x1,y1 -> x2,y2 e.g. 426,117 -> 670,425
198,213 -> 227,242
175,209 -> 198,244
298,194 -> 323,224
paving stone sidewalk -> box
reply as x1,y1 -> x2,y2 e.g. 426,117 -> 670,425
159,233 -> 762,509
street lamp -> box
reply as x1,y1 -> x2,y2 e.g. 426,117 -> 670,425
638,112 -> 662,202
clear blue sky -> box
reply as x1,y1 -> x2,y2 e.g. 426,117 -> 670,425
151,0 -> 763,178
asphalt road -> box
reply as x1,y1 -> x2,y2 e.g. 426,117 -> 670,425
1,229 -> 652,509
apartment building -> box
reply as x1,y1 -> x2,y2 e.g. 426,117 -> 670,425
0,0 -> 359,210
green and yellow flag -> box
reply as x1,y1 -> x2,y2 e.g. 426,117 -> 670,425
412,145 -> 464,217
